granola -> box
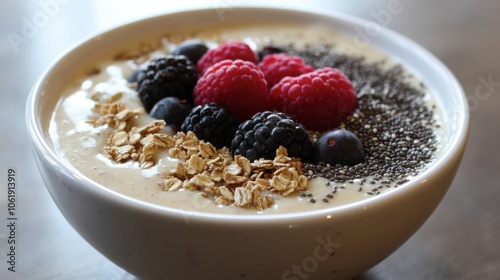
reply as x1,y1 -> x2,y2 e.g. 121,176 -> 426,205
163,131 -> 308,210
88,99 -> 308,210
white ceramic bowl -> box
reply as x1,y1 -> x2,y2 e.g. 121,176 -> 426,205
26,6 -> 469,280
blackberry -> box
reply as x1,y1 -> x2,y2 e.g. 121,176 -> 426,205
230,111 -> 313,162
137,55 -> 197,112
181,103 -> 239,149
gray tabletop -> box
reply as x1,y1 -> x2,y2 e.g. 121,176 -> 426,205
1,0 -> 498,279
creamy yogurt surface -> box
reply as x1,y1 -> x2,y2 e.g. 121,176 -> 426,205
48,23 -> 442,214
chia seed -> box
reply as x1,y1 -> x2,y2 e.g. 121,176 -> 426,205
290,44 -> 438,196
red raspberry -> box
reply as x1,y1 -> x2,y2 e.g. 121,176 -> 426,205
258,53 -> 314,89
270,67 -> 356,132
194,59 -> 270,121
197,41 -> 258,77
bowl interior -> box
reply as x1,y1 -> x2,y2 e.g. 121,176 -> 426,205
27,6 -> 468,221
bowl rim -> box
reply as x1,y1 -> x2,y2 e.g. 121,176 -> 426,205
26,5 -> 469,224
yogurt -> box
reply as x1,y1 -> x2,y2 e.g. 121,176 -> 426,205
48,23 -> 442,214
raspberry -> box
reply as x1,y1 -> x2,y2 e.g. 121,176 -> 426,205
258,53 -> 314,89
270,67 -> 357,132
197,41 -> 258,76
194,59 -> 271,122
230,111 -> 313,162
137,55 -> 197,112
181,103 -> 239,149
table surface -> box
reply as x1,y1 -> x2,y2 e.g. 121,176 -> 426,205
1,0 -> 498,279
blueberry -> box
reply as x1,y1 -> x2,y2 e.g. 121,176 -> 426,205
149,97 -> 193,131
313,130 -> 365,166
128,68 -> 144,83
258,45 -> 286,61
173,39 -> 208,65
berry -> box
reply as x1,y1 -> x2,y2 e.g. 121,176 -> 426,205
172,39 -> 208,65
128,68 -> 143,83
270,67 -> 357,132
137,55 -> 197,112
197,41 -> 258,76
313,129 -> 364,166
194,59 -> 271,122
230,111 -> 312,162
257,45 -> 286,60
149,97 -> 193,132
258,53 -> 314,89
181,103 -> 239,149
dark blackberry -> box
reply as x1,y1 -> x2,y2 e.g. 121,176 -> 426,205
230,111 -> 313,162
181,103 -> 239,149
258,45 -> 286,61
137,55 -> 197,112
